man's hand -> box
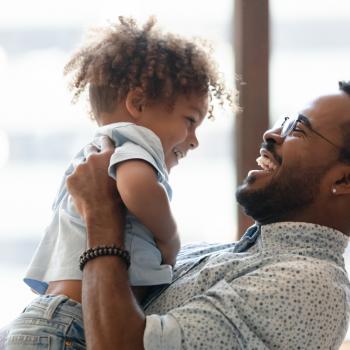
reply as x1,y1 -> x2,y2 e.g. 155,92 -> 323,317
66,136 -> 116,217
66,136 -> 125,247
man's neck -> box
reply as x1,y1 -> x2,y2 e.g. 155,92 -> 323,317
269,204 -> 349,236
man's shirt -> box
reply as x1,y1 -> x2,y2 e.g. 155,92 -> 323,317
143,222 -> 350,349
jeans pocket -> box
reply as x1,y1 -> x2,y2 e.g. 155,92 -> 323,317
5,334 -> 50,349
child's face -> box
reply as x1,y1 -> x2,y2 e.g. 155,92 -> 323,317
139,93 -> 208,171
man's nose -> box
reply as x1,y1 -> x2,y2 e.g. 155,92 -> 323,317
263,126 -> 284,145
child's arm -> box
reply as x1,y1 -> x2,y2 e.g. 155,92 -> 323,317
115,159 -> 180,266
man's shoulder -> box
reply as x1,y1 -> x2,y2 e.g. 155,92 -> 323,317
259,254 -> 350,290
177,242 -> 236,263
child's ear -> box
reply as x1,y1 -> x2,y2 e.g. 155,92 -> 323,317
125,88 -> 146,120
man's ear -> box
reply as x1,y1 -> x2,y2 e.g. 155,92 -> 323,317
331,164 -> 350,195
125,88 -> 146,120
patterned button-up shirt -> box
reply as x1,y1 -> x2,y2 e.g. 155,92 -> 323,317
143,222 -> 350,349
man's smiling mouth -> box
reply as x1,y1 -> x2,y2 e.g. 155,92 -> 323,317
256,149 -> 280,172
256,156 -> 277,171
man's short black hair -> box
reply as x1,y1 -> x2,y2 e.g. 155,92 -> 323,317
338,81 -> 350,163
339,81 -> 350,95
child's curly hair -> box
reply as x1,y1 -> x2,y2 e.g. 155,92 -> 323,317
64,16 -> 232,119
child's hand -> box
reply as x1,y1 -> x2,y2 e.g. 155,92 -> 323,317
156,234 -> 181,267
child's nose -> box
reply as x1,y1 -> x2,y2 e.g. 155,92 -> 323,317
189,134 -> 199,149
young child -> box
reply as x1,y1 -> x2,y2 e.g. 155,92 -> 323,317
5,17 -> 230,349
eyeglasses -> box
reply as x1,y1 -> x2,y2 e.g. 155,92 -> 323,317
274,114 -> 342,150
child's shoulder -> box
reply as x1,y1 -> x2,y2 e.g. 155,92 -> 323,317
96,122 -> 135,135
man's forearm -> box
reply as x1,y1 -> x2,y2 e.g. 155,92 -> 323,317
82,257 -> 145,350
66,138 -> 146,349
82,214 -> 146,350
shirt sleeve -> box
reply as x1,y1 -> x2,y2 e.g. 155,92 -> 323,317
144,279 -> 257,350
144,314 -> 182,350
143,258 -> 349,349
108,142 -> 162,180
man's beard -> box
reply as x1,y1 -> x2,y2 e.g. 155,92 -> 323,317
235,165 -> 327,225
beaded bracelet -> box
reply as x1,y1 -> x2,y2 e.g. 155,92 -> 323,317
79,245 -> 131,271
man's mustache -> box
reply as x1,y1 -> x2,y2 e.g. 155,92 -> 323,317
260,141 -> 282,165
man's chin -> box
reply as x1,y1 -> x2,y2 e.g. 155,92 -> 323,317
235,168 -> 320,226
235,183 -> 254,210
235,185 -> 275,224
235,174 -> 281,224
236,173 -> 260,196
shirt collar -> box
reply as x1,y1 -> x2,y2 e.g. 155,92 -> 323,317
259,222 -> 348,262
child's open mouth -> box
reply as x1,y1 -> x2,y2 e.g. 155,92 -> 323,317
173,148 -> 185,160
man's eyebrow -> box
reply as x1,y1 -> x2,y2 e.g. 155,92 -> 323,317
298,114 -> 313,129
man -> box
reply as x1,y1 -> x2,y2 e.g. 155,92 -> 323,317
67,82 -> 350,349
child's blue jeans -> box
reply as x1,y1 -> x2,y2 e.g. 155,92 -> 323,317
5,295 -> 85,349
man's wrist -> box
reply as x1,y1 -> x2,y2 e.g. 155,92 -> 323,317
86,222 -> 125,248
80,245 -> 130,271
84,205 -> 125,248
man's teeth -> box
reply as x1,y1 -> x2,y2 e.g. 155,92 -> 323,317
256,156 -> 277,171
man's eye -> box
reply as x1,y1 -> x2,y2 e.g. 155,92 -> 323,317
291,120 -> 306,134
291,126 -> 306,134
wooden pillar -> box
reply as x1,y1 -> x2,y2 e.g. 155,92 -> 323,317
234,0 -> 270,236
